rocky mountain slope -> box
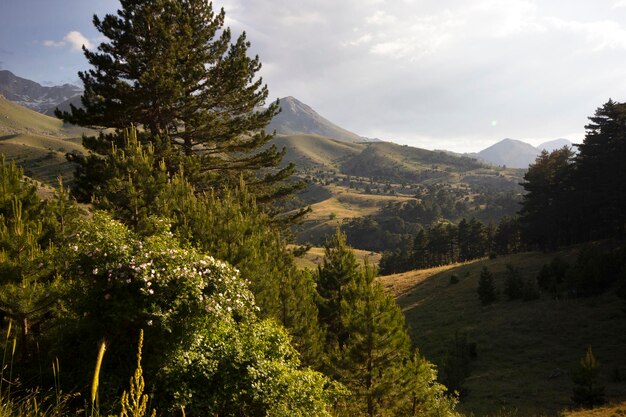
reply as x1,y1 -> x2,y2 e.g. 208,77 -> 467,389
0,70 -> 82,114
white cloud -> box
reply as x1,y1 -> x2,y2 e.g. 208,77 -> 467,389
210,0 -> 626,152
43,40 -> 65,48
365,10 -> 397,25
64,31 -> 93,51
546,18 -> 626,51
344,33 -> 373,47
43,31 -> 93,52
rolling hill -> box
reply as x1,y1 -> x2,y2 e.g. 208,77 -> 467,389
0,95 -> 88,184
380,248 -> 626,416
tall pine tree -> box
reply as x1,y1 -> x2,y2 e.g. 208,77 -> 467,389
317,230 -> 456,417
57,0 -> 296,201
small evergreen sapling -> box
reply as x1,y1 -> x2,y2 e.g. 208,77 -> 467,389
571,347 -> 605,408
477,266 -> 497,305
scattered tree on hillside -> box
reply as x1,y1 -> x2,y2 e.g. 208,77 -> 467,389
477,266 -> 497,305
571,347 -> 605,408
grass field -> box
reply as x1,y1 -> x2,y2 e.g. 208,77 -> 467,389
291,244 -> 381,270
0,96 -> 91,185
380,249 -> 626,416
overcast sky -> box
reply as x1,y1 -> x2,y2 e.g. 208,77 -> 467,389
2,0 -> 626,152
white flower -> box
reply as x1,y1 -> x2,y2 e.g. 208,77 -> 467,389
92,268 -> 98,275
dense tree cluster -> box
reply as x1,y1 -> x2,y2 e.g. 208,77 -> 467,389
520,99 -> 626,247
378,216 -> 524,275
342,188 -> 521,253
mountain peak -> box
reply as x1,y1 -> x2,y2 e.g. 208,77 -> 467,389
267,96 -> 364,143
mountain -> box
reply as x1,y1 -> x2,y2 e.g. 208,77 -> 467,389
0,70 -> 82,113
476,138 -> 576,168
267,96 -> 367,143
537,138 -> 574,152
477,138 -> 539,168
43,95 -> 83,117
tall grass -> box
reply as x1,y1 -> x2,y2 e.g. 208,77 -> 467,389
91,341 -> 106,417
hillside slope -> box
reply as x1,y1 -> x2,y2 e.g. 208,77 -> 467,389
0,96 -> 89,184
380,249 -> 626,416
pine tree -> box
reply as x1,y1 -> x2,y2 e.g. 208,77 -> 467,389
0,158 -> 66,362
519,147 -> 574,249
318,233 -> 456,417
571,347 -> 605,408
57,0 -> 296,201
316,229 -> 360,349
571,100 -> 626,240
477,266 -> 497,305
335,263 -> 413,416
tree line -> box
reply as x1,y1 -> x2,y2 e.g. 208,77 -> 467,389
520,99 -> 626,248
378,216 -> 523,275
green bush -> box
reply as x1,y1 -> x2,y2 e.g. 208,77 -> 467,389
53,212 -> 336,416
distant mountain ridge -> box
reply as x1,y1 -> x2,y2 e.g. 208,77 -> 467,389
267,96 -> 376,143
0,70 -> 82,114
475,138 -> 574,168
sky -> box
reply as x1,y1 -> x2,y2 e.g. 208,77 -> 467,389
2,0 -> 626,152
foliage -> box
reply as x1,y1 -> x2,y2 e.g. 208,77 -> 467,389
477,266 -> 497,305
0,158 -> 73,365
77,127 -> 323,363
441,332 -> 475,397
58,0 -> 296,201
51,212 -> 334,415
571,347 -> 605,408
316,231 -> 457,417
565,246 -> 623,297
503,264 -> 524,300
537,257 -> 570,297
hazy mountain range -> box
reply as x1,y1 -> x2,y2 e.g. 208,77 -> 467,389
0,70 -> 574,168
0,70 -> 82,114
472,137 -> 574,168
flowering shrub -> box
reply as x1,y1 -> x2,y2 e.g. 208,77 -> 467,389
54,212 -> 336,415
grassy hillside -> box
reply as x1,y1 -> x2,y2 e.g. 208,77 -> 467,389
380,249 -> 626,416
271,134 -> 365,169
291,244 -> 381,270
0,96 -> 90,185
